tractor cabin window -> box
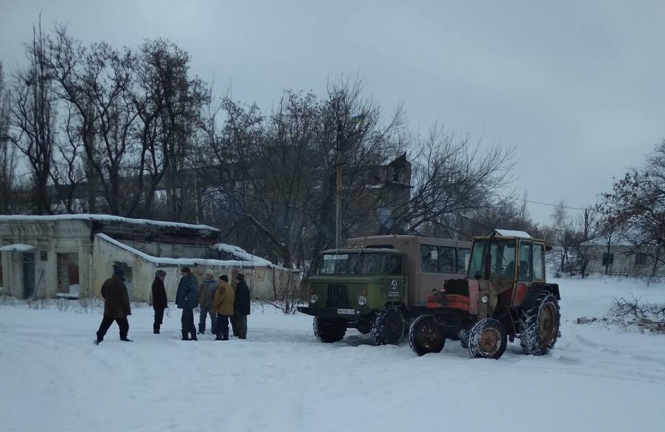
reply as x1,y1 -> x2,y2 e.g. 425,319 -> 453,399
519,241 -> 533,281
533,244 -> 545,280
388,255 -> 404,275
457,248 -> 470,274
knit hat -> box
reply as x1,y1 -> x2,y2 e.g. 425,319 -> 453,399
205,268 -> 214,276
114,268 -> 125,277
219,275 -> 229,282
181,266 -> 191,274
155,270 -> 166,277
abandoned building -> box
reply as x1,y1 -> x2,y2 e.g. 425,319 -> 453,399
580,236 -> 665,277
0,214 -> 292,302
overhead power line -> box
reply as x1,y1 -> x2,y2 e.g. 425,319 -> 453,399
522,199 -> 586,211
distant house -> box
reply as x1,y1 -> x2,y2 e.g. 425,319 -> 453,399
580,236 -> 664,277
0,214 -> 292,302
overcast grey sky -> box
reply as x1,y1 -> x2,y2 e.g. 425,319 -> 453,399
1,0 -> 664,225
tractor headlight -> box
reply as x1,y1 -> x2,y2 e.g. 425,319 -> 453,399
358,296 -> 367,306
310,294 -> 318,304
481,295 -> 489,304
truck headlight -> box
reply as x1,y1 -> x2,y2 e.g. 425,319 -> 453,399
310,294 -> 318,304
358,296 -> 367,306
481,295 -> 489,304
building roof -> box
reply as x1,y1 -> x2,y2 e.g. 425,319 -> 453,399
213,243 -> 274,267
580,236 -> 632,247
96,234 -> 277,268
0,214 -> 219,232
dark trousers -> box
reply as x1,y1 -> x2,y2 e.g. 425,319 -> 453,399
97,316 -> 129,341
235,314 -> 248,339
153,307 -> 165,331
199,308 -> 216,334
230,315 -> 238,336
181,308 -> 196,335
216,314 -> 230,339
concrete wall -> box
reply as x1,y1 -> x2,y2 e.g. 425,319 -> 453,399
0,220 -> 93,299
93,235 -> 296,303
584,246 -> 665,277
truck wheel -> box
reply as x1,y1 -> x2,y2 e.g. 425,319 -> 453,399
371,306 -> 405,345
520,293 -> 560,356
313,317 -> 346,343
468,318 -> 508,359
409,315 -> 445,356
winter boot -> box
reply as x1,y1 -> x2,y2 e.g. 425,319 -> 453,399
222,329 -> 229,341
190,331 -> 198,341
120,338 -> 133,342
153,324 -> 160,334
198,323 -> 205,335
181,331 -> 189,341
95,333 -> 103,345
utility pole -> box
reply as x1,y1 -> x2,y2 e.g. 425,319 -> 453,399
335,118 -> 344,249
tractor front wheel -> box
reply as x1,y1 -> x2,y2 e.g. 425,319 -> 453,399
468,318 -> 508,359
371,306 -> 405,345
313,317 -> 347,343
409,315 -> 445,356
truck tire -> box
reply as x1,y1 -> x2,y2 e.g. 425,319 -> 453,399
313,317 -> 346,343
371,306 -> 405,345
520,293 -> 560,356
468,318 -> 508,359
409,315 -> 445,356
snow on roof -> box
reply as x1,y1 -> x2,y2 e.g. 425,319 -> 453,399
0,214 -> 219,232
580,236 -> 632,247
96,234 -> 272,268
493,229 -> 531,239
0,243 -> 36,252
213,243 -> 273,266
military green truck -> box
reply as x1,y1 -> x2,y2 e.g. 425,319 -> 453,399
297,235 -> 471,345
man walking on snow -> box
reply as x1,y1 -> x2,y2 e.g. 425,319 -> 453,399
176,267 -> 199,341
96,268 -> 132,344
198,268 -> 218,335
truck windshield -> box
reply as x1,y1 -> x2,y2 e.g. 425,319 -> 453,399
320,253 -> 386,275
467,239 -> 517,280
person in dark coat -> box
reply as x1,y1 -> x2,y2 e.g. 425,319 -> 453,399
233,273 -> 251,339
198,268 -> 218,335
176,267 -> 199,341
96,268 -> 132,344
230,269 -> 240,336
151,270 -> 168,334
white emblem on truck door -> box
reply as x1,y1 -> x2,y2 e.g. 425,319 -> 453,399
391,279 -> 398,290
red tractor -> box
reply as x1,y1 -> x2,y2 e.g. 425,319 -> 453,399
409,230 -> 561,359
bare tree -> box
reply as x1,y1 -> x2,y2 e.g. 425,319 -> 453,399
0,61 -> 17,213
8,21 -> 56,214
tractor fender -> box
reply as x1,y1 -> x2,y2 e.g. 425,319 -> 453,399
520,284 -> 560,310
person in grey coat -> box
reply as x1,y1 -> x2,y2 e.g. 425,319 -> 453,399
176,267 -> 199,341
198,268 -> 218,335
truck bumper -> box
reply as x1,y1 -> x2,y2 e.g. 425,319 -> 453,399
297,306 -> 371,318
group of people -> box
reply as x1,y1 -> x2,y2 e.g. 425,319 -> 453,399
95,266 -> 251,344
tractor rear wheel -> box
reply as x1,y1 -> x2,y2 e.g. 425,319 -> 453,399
409,315 -> 445,356
520,293 -> 560,355
313,317 -> 346,343
468,318 -> 508,359
371,306 -> 405,345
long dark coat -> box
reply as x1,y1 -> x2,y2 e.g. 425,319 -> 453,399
152,277 -> 168,309
101,275 -> 131,318
234,281 -> 251,316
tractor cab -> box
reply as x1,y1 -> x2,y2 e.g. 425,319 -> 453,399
410,229 -> 561,360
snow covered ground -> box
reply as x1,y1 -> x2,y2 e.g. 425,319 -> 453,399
2,277 -> 665,432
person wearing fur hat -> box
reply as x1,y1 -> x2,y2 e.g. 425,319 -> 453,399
95,267 -> 132,344
198,268 -> 218,335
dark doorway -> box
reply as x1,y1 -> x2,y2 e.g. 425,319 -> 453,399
23,252 -> 35,299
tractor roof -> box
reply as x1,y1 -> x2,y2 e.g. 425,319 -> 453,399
321,247 -> 404,255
